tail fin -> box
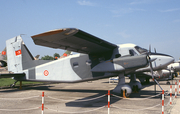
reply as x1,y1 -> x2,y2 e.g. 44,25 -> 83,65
6,36 -> 34,73
0,48 -> 6,60
0,48 -> 7,67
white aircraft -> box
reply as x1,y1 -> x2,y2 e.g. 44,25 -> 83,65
1,28 -> 174,96
167,61 -> 180,76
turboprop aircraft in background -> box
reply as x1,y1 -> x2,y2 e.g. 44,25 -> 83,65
167,60 -> 180,77
1,28 -> 174,96
149,60 -> 180,84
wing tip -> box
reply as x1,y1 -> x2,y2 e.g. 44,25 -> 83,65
31,28 -> 79,38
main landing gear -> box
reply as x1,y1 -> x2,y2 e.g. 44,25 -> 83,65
10,80 -> 22,89
129,74 -> 142,93
10,80 -> 18,88
113,73 -> 132,97
113,73 -> 142,97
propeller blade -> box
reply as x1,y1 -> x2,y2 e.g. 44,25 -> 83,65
149,45 -> 151,55
148,55 -> 163,91
154,48 -> 156,53
148,56 -> 154,79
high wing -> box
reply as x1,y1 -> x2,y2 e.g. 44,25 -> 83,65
31,28 -> 117,54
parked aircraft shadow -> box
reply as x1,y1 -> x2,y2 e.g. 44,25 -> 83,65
0,84 -> 53,93
65,89 -> 162,107
0,81 -> 164,108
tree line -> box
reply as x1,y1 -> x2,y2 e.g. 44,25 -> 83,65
41,53 -> 60,60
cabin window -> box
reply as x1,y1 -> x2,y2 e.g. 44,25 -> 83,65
86,60 -> 92,65
73,62 -> 79,68
129,49 -> 138,56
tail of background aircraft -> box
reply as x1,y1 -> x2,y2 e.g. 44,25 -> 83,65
0,48 -> 7,67
0,48 -> 6,60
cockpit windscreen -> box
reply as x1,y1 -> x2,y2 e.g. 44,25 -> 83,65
135,46 -> 148,54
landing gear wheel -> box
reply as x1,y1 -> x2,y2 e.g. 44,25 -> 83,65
10,84 -> 15,88
121,89 -> 129,98
10,80 -> 18,88
166,81 -> 170,85
146,78 -> 150,84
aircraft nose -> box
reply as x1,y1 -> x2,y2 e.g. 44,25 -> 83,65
150,53 -> 174,69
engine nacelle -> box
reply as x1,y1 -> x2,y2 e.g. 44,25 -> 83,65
113,84 -> 132,95
155,70 -> 170,79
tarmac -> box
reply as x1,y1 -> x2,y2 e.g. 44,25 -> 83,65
0,76 -> 180,114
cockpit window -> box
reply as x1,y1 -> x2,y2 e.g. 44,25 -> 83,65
135,46 -> 148,54
129,49 -> 138,56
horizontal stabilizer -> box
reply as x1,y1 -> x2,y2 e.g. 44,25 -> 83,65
0,73 -> 25,78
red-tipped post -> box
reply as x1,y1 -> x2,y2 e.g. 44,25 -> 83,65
170,85 -> 172,105
108,90 -> 110,114
162,90 -> 164,114
179,80 -> 180,94
42,92 -> 44,114
175,82 -> 177,98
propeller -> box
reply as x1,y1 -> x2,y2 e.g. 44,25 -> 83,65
147,45 -> 163,91
154,48 -> 156,53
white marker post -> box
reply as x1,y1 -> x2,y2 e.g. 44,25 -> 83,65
108,90 -> 110,114
162,90 -> 164,114
42,92 -> 44,114
170,85 -> 172,105
175,82 -> 177,98
179,80 -> 180,95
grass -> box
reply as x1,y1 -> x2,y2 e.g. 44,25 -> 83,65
0,78 -> 44,87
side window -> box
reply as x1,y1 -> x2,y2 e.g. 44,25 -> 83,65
115,54 -> 121,58
129,49 -> 138,56
73,62 -> 79,68
86,60 -> 92,65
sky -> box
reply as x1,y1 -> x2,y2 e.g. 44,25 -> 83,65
0,0 -> 180,60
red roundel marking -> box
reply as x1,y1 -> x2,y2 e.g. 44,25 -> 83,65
44,70 -> 49,76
